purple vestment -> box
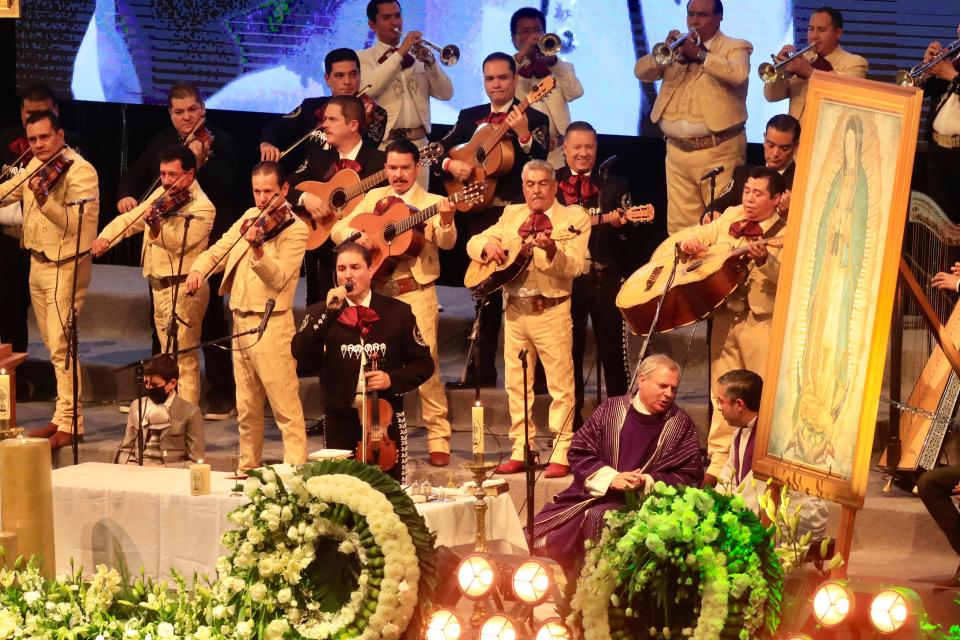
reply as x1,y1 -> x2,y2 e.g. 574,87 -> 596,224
530,396 -> 703,571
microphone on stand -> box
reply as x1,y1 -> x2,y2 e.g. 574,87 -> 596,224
257,299 -> 276,338
340,231 -> 362,245
66,197 -> 97,206
700,166 -> 724,182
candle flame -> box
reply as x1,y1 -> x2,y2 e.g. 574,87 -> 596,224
198,458 -> 203,464
474,400 -> 481,407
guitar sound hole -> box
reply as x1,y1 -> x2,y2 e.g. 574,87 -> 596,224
476,149 -> 485,163
686,260 -> 703,273
383,223 -> 397,243
645,266 -> 663,291
331,190 -> 346,209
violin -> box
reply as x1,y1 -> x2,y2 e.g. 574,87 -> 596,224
239,201 -> 296,249
145,188 -> 193,226
356,351 -> 398,473
33,152 -> 74,198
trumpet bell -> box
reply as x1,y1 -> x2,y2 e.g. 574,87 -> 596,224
652,42 -> 675,66
440,44 -> 460,66
758,61 -> 781,84
538,33 -> 562,56
895,68 -> 921,87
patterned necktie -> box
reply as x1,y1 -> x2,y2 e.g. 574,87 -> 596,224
728,219 -> 764,240
518,212 -> 553,239
559,174 -> 598,206
324,158 -> 363,181
337,305 -> 381,337
377,47 -> 415,70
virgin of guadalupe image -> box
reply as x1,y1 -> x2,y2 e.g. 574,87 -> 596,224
780,112 -> 883,475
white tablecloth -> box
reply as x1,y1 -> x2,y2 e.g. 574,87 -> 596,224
52,463 -> 526,578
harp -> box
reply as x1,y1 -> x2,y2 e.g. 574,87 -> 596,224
881,192 -> 960,477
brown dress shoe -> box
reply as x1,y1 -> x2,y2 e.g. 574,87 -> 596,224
28,422 -> 59,438
495,459 -> 525,474
544,463 -> 569,478
428,452 -> 450,467
49,430 -> 82,451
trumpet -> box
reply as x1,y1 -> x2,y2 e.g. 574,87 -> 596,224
758,43 -> 817,84
652,29 -> 700,66
896,37 -> 960,87
538,32 -> 562,56
394,29 -> 460,66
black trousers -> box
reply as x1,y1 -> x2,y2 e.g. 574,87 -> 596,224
325,406 -> 406,483
571,265 -> 629,429
304,241 -> 336,306
917,464 -> 960,555
926,142 -> 960,224
0,234 -> 30,352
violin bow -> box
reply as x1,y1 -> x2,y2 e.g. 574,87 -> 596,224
102,172 -> 192,249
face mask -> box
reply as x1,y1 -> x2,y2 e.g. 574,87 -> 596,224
146,385 -> 170,405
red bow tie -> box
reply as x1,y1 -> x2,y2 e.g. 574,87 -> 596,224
337,305 -> 380,337
518,212 -> 553,239
324,158 -> 363,181
378,47 -> 415,70
477,111 -> 509,126
559,174 -> 598,206
728,219 -> 764,239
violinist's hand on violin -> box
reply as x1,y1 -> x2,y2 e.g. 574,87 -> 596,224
259,142 -> 281,162
302,193 -> 333,223
92,238 -> 110,258
28,175 -> 47,205
244,224 -> 265,258
186,271 -> 203,294
364,369 -> 391,391
117,197 -> 138,214
188,138 -> 213,168
482,241 -> 507,265
326,286 -> 349,310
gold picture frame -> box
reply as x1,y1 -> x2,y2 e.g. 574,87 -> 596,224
0,0 -> 19,18
753,71 -> 923,509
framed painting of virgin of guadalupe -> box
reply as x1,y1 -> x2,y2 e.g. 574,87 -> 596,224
753,71 -> 923,509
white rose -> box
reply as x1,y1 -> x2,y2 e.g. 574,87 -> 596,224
281,505 -> 293,522
250,582 -> 268,602
259,556 -> 277,577
193,626 -> 212,640
235,620 -> 252,638
247,528 -> 263,545
211,605 -> 226,620
23,591 -> 41,606
156,622 -> 174,639
265,619 -> 289,640
261,482 -> 278,499
0,609 -> 20,639
276,588 -> 292,604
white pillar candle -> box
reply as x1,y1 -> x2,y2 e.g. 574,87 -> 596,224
189,461 -> 211,496
472,402 -> 484,456
0,438 -> 54,576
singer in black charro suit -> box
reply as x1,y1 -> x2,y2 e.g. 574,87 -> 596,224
438,52 -> 548,388
291,241 -> 434,483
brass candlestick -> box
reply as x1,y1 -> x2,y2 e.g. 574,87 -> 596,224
463,453 -> 496,552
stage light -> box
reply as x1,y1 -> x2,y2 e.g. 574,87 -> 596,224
457,554 -> 498,599
479,614 -> 520,640
812,580 -> 853,627
512,559 -> 552,605
869,589 -> 911,634
424,608 -> 463,640
535,618 -> 573,640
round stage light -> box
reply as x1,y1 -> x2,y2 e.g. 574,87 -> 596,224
812,580 -> 853,627
869,589 -> 910,634
457,554 -> 497,599
512,559 -> 552,604
479,614 -> 520,640
424,608 -> 463,640
535,618 -> 573,640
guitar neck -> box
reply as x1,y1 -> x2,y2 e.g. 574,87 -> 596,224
346,169 -> 388,201
396,202 -> 441,236
483,98 -> 532,154
590,210 -> 621,226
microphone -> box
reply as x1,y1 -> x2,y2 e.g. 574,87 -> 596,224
257,299 -> 276,338
700,166 -> 724,182
328,282 -> 354,308
598,155 -> 618,175
341,231 -> 362,245
67,197 -> 97,206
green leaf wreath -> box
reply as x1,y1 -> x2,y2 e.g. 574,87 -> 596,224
570,482 -> 784,640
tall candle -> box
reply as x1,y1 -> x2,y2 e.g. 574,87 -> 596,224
472,402 -> 484,456
190,460 -> 211,496
0,438 -> 54,577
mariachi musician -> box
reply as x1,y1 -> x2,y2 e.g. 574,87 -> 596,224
186,162 -> 308,471
288,95 -> 387,307
0,110 -> 99,450
440,51 -> 549,389
93,145 -> 215,406
291,241 -> 435,484
258,48 -> 388,168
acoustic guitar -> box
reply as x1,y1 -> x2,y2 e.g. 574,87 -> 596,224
294,143 -> 444,249
348,182 -> 485,279
616,235 -> 783,334
588,204 -> 655,226
464,223 -> 585,298
442,77 -> 556,213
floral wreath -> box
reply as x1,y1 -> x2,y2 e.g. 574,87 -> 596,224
570,482 -> 783,640
210,460 -> 438,640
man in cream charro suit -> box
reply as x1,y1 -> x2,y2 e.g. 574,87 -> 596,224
511,6 -> 584,169
467,159 -> 590,479
0,110 -> 99,450
673,166 -> 786,484
331,139 -> 457,467
634,0 -> 752,234
187,162 -> 308,471
94,145 -> 215,406
763,6 -> 868,120
357,0 -> 453,186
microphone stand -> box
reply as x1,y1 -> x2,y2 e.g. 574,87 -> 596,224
65,199 -> 88,466
458,293 -> 489,387
629,243 -> 684,395
519,347 -> 536,554
163,213 -> 196,361
705,173 -> 717,426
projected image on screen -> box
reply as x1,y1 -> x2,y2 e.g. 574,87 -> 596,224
16,0 -> 792,141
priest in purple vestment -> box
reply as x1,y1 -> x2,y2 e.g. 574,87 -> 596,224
530,354 -> 703,572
